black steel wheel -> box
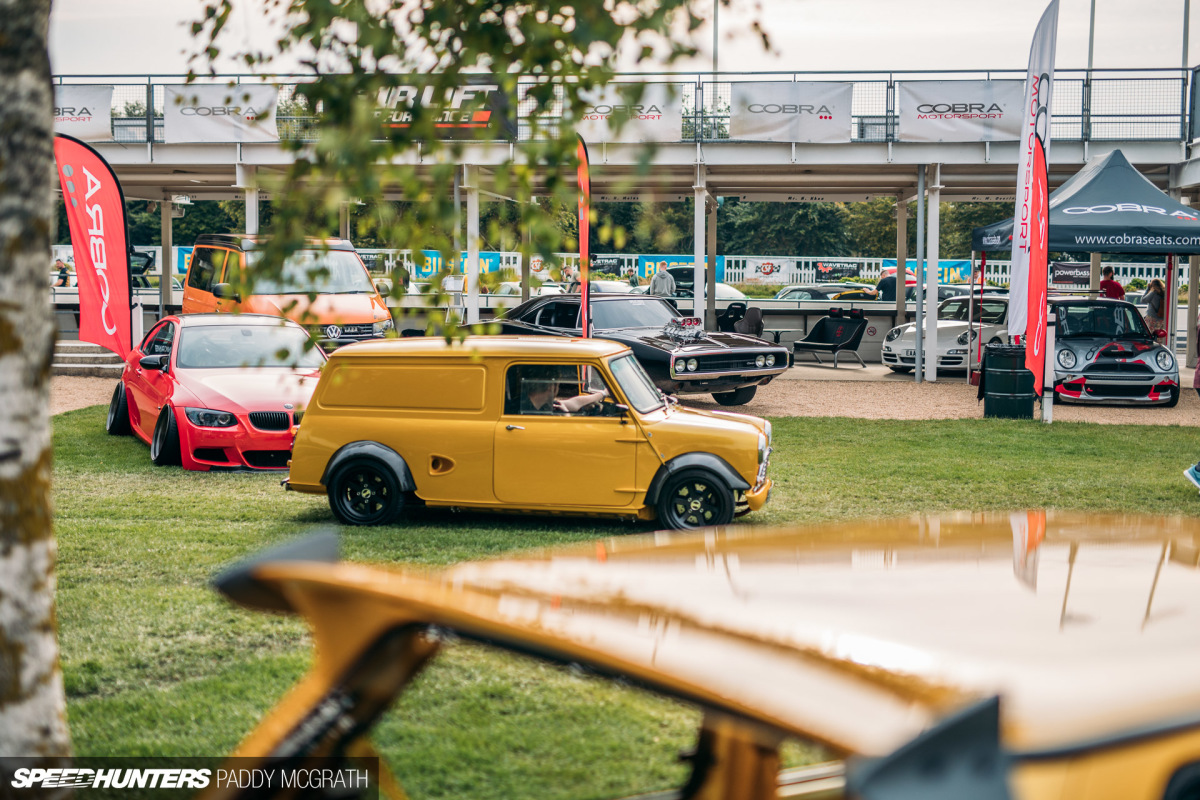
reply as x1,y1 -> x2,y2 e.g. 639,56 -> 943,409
106,382 -> 132,436
711,386 -> 757,406
150,407 -> 181,466
655,468 -> 734,530
328,457 -> 406,526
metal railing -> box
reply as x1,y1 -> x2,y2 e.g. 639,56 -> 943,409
57,67 -> 1195,146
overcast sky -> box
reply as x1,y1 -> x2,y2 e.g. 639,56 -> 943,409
48,0 -> 1198,77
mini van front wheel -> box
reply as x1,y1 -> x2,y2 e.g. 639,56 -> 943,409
655,468 -> 734,530
328,457 -> 406,526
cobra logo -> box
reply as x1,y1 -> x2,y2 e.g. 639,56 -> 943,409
62,163 -> 118,336
324,325 -> 342,339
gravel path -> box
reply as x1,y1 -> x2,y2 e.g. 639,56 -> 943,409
53,373 -> 1198,425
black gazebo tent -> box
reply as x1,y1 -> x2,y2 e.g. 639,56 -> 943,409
972,149 -> 1200,254
972,149 -> 1200,357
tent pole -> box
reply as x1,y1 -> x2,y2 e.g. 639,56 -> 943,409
914,166 -> 926,385
1187,252 -> 1198,370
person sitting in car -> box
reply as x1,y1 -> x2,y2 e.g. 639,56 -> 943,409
516,365 -> 607,415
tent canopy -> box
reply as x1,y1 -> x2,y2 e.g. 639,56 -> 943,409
973,149 -> 1200,254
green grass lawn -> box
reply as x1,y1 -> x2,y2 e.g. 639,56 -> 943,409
52,405 -> 1200,798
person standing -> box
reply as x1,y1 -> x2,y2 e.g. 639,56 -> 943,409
648,267 -> 675,297
627,267 -> 641,288
1099,266 -> 1125,299
1141,278 -> 1166,333
53,259 -> 70,287
875,272 -> 897,302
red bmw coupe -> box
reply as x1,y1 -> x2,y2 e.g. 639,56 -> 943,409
105,314 -> 326,470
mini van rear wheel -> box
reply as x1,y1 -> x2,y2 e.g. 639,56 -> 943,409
655,468 -> 734,530
328,457 -> 406,526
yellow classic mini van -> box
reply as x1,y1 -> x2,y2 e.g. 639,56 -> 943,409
285,336 -> 773,528
181,234 -> 393,346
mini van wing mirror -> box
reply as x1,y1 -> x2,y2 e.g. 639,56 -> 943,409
212,283 -> 241,302
373,279 -> 393,296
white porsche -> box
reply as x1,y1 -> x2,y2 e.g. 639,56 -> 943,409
882,296 -> 1009,372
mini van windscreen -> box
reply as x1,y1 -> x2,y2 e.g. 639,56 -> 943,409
177,325 -> 326,369
609,354 -> 664,413
244,250 -> 376,295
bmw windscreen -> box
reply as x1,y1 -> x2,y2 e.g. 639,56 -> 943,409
177,325 -> 327,369
243,250 -> 376,295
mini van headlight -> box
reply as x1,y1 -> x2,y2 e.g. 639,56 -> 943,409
373,318 -> 395,336
184,408 -> 237,427
1157,349 -> 1174,370
1057,349 -> 1077,370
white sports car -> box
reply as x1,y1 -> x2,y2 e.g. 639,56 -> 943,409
882,296 -> 1009,372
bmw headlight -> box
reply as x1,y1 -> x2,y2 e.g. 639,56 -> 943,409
885,327 -> 904,342
755,355 -> 766,368
1057,349 -> 1077,370
373,317 -> 395,336
765,354 -> 776,367
1156,349 -> 1175,370
184,408 -> 237,427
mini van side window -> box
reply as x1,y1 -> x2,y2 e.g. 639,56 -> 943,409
504,363 -> 616,416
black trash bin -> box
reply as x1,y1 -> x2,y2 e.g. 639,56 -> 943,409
983,343 -> 1035,420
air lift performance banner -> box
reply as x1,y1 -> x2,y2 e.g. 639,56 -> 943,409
54,134 -> 132,357
577,135 -> 592,337
164,85 -> 280,143
1009,0 -> 1059,396
729,82 -> 852,143
896,81 -> 1023,142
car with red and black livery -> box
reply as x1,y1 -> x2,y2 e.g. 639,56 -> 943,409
483,293 -> 788,405
1052,296 -> 1180,406
105,313 -> 326,470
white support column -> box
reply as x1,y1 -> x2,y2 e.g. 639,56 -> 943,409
339,203 -> 350,240
236,164 -> 259,235
1090,252 -> 1102,292
706,198 -> 718,330
923,164 -> 941,382
465,166 -> 481,325
693,168 -> 707,321
894,195 -> 907,323
160,198 -> 173,319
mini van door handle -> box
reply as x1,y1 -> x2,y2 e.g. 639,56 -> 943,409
506,425 -> 525,431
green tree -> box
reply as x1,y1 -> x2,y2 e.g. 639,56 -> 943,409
192,0 -> 727,330
941,201 -> 1011,258
0,0 -> 71,761
719,200 -> 849,256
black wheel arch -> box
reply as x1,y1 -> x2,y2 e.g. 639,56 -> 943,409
322,441 -> 417,492
645,453 -> 750,506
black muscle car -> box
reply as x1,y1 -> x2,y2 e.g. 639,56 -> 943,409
485,294 -> 789,405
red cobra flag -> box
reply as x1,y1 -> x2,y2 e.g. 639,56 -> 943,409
54,134 -> 133,357
577,134 -> 592,338
1009,0 -> 1058,395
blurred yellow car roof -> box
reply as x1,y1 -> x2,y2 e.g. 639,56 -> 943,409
250,511 -> 1200,757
